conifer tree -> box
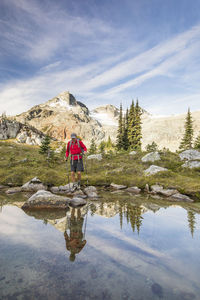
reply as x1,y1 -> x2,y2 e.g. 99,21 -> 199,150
134,99 -> 142,150
146,141 -> 158,152
106,136 -> 113,149
179,108 -> 194,150
89,138 -> 97,154
128,100 -> 136,149
116,103 -> 124,150
39,135 -> 51,155
194,134 -> 200,150
122,108 -> 129,150
98,140 -> 106,154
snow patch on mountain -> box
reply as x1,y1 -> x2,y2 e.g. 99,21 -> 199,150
90,112 -> 118,126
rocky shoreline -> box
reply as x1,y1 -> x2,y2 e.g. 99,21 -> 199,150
0,175 -> 195,211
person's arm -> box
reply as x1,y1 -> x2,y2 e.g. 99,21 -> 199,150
80,140 -> 87,153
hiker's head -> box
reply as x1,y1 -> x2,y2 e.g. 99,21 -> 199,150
71,133 -> 77,141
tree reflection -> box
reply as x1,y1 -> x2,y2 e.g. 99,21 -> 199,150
119,202 -> 144,234
187,210 -> 196,237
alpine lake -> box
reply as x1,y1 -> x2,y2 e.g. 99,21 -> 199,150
0,189 -> 200,300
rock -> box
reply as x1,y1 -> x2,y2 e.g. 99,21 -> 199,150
159,188 -> 178,197
58,183 -> 73,191
84,186 -> 97,193
50,186 -> 60,193
69,198 -> 87,207
6,187 -> 22,194
151,185 -> 164,193
110,183 -> 127,190
182,161 -> 200,169
179,149 -> 200,161
21,177 -> 47,192
73,190 -> 87,199
0,185 -> 6,190
144,165 -> 168,176
141,152 -> 161,162
144,183 -> 150,192
151,184 -> 178,196
126,186 -> 141,194
129,151 -> 137,155
19,158 -> 28,163
169,193 -> 193,202
87,154 -> 102,161
84,186 -> 98,198
22,190 -> 70,209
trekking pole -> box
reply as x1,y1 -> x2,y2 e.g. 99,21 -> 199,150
83,204 -> 89,239
83,154 -> 89,186
65,159 -> 71,192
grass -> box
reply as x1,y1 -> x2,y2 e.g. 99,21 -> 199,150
0,140 -> 200,200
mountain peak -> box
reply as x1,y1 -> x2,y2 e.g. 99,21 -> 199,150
47,91 -> 77,108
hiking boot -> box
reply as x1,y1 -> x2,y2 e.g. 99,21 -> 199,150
71,182 -> 78,192
77,181 -> 81,189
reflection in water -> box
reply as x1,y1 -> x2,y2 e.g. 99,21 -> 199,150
187,210 -> 196,237
0,192 -> 200,299
64,208 -> 87,262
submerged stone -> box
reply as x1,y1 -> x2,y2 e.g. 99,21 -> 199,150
6,187 -> 22,194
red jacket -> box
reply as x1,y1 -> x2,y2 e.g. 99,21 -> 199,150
66,139 -> 87,160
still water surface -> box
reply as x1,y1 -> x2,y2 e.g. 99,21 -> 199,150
0,192 -> 200,300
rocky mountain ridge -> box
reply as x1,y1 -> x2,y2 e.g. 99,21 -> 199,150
0,117 -> 46,145
3,90 -> 200,151
13,91 -> 118,145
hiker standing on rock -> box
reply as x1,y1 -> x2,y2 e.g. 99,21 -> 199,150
65,133 -> 87,189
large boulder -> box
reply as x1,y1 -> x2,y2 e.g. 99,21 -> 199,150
22,190 -> 70,209
144,165 -> 168,176
21,177 -> 47,192
141,152 -> 161,162
110,183 -> 127,190
179,149 -> 200,161
87,154 -> 102,161
182,161 -> 200,169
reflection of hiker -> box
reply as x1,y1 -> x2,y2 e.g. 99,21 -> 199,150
64,208 -> 87,262
65,133 -> 87,190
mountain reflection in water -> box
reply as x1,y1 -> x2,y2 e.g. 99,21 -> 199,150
0,192 -> 200,300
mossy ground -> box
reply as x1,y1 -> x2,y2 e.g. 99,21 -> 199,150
0,141 -> 200,200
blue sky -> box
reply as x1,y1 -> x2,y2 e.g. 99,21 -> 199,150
0,0 -> 200,116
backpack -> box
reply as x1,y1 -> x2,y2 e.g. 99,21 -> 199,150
69,138 -> 84,155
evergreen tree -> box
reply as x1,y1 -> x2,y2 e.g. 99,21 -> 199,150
128,100 -> 136,149
98,140 -> 106,154
116,103 -> 124,150
134,99 -> 142,150
187,210 -> 196,237
89,138 -> 97,154
122,109 -> 129,150
179,108 -> 194,150
194,134 -> 200,150
106,136 -> 113,149
146,141 -> 158,152
39,135 -> 51,155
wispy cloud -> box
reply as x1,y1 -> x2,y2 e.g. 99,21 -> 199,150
0,0 -> 200,115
